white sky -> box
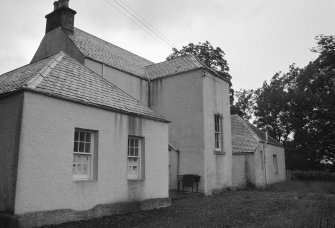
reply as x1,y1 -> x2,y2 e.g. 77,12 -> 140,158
0,0 -> 334,90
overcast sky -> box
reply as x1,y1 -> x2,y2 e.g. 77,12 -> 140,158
0,0 -> 334,90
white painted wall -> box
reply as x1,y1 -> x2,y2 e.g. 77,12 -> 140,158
150,70 -> 205,191
245,154 -> 255,185
232,154 -> 247,188
233,152 -> 266,188
150,70 -> 233,194
14,92 -> 168,214
202,71 -> 232,193
265,144 -> 286,184
84,59 -> 149,105
252,145 -> 266,187
232,143 -> 285,188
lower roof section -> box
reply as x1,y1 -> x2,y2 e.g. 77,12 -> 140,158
0,52 -> 168,123
231,115 -> 283,154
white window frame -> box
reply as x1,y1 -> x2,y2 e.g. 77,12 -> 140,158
73,129 -> 96,181
273,154 -> 278,174
127,136 -> 144,180
214,114 -> 223,151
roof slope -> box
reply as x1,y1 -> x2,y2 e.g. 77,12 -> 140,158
64,28 -> 228,82
65,28 -> 153,78
231,115 -> 259,154
146,55 -> 203,79
231,115 -> 283,154
246,122 -> 282,147
146,55 -> 229,81
0,52 -> 167,122
0,56 -> 55,94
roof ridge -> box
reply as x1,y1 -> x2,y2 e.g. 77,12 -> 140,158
189,55 -> 208,68
0,52 -> 56,77
235,115 -> 261,142
0,64 -> 32,77
147,54 -> 229,82
25,52 -> 65,89
146,55 -> 196,67
145,55 -> 204,79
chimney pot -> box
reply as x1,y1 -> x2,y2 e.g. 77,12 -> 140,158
53,1 -> 59,10
58,0 -> 69,8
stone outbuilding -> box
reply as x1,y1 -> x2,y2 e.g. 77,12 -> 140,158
231,115 -> 286,188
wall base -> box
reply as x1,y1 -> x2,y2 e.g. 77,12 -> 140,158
0,198 -> 171,228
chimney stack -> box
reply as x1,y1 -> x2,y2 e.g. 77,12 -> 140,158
45,0 -> 76,34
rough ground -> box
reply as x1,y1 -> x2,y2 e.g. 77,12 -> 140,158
43,181 -> 335,228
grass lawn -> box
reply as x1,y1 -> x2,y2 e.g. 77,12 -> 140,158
43,181 -> 335,228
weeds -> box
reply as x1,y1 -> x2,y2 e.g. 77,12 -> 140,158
291,170 -> 335,181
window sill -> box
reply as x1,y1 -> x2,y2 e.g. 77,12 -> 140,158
73,178 -> 95,183
214,150 -> 226,155
127,178 -> 144,182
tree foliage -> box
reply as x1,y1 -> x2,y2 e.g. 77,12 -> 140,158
167,41 -> 231,81
232,89 -> 255,120
252,35 -> 335,170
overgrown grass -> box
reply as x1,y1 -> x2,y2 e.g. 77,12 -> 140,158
257,197 -> 335,228
290,170 -> 335,181
265,179 -> 335,195
42,181 -> 335,228
261,180 -> 335,228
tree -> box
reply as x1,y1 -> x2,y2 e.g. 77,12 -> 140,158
253,71 -> 293,142
232,89 -> 255,120
253,35 -> 335,170
167,41 -> 231,81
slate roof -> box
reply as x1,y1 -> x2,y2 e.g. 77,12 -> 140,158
65,28 -> 153,78
0,56 -> 54,94
231,115 -> 283,154
246,122 -> 282,147
146,55 -> 203,79
146,55 -> 229,81
62,28 -> 229,82
231,115 -> 259,154
0,52 -> 168,122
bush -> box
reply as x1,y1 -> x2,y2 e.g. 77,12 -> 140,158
290,170 -> 335,181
